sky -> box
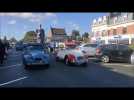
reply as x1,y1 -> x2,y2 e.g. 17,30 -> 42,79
0,13 -> 107,41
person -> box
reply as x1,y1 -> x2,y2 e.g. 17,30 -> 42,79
0,39 -> 6,65
3,39 -> 8,59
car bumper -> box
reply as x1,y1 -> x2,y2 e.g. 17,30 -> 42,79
71,59 -> 88,65
26,60 -> 50,66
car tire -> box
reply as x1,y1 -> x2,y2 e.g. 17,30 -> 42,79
130,54 -> 134,64
101,55 -> 110,63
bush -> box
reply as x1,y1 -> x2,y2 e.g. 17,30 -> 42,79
129,44 -> 134,50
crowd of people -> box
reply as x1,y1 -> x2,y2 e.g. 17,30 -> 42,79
0,38 -> 10,65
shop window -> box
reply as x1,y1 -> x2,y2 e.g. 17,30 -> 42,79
108,30 -> 110,36
122,27 -> 127,34
113,29 -> 117,35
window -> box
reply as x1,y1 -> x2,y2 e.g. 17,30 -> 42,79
122,27 -> 127,34
84,44 -> 90,47
118,45 -> 129,51
90,44 -> 98,47
113,29 -> 117,35
84,44 -> 97,47
108,30 -> 110,36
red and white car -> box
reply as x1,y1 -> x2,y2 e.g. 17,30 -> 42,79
55,47 -> 88,66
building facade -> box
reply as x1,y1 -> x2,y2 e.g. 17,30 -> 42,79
47,27 -> 67,47
47,27 -> 67,42
91,13 -> 134,44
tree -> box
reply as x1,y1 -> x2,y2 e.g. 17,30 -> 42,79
23,31 -> 37,43
9,37 -> 17,43
83,32 -> 89,38
71,30 -> 80,40
82,32 -> 90,43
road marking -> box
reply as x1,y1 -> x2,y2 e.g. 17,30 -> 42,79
111,68 -> 118,72
0,76 -> 27,86
0,64 -> 22,69
101,63 -> 134,67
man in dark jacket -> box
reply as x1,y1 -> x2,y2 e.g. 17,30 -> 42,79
0,39 -> 6,65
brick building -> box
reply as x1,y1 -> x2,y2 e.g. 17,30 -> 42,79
91,13 -> 134,44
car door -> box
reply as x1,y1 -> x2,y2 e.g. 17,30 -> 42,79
82,44 -> 90,55
89,44 -> 98,56
108,45 -> 119,61
118,45 -> 133,62
82,44 -> 95,56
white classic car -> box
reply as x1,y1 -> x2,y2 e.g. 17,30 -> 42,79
55,47 -> 88,66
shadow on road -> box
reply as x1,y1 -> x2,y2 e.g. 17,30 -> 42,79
24,65 -> 49,71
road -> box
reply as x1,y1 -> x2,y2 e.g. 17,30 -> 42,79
0,48 -> 134,87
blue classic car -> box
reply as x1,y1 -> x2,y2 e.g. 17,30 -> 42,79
22,43 -> 50,69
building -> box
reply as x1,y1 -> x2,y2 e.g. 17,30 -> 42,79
47,27 -> 67,42
47,27 -> 67,48
91,13 -> 134,44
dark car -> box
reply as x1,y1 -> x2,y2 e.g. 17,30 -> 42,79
96,44 -> 134,63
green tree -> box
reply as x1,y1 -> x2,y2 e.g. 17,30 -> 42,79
9,37 -> 17,43
72,30 -> 80,40
83,32 -> 89,38
23,31 -> 37,43
82,32 -> 90,43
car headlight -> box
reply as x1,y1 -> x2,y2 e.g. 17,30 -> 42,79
25,54 -> 33,60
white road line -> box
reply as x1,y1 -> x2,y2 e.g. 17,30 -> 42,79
101,63 -> 134,67
0,64 -> 22,69
0,76 -> 27,86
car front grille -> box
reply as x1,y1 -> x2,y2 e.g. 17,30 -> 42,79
35,58 -> 42,61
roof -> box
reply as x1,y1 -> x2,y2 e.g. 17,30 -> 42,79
51,27 -> 66,35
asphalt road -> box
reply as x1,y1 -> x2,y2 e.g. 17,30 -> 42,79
0,48 -> 134,87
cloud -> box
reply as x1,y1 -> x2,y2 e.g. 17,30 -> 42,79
0,13 -> 34,18
72,23 -> 80,30
51,19 -> 58,26
8,20 -> 16,24
67,21 -> 80,30
0,13 -> 57,22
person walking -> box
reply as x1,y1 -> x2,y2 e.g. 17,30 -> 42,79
0,39 -> 6,65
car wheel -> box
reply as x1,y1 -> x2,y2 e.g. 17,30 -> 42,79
130,54 -> 134,64
101,55 -> 110,63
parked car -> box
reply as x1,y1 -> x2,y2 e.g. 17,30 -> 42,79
75,43 -> 99,57
22,43 -> 50,69
95,44 -> 134,63
55,47 -> 88,66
